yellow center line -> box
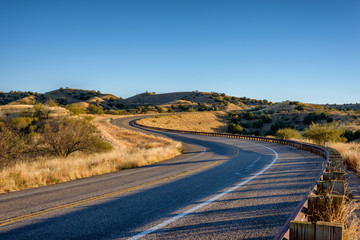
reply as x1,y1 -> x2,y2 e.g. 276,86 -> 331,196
0,146 -> 239,227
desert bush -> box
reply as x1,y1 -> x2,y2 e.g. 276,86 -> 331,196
135,106 -> 148,114
10,117 -> 34,131
229,113 -> 240,124
343,130 -> 355,142
276,128 -> 301,140
197,103 -> 207,111
304,122 -> 346,145
243,111 -> 255,120
295,104 -> 307,111
40,118 -> 112,157
167,107 -> 175,113
228,123 -> 243,134
66,103 -> 86,115
46,98 -> 58,107
261,114 -> 272,123
303,111 -> 329,125
105,109 -> 127,115
355,130 -> 360,140
266,121 -> 290,136
253,119 -> 264,128
87,104 -> 104,114
33,103 -> 50,119
0,123 -> 27,164
155,105 -> 165,113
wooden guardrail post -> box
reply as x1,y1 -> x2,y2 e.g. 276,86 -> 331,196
290,221 -> 343,240
316,180 -> 345,195
322,172 -> 346,181
290,221 -> 315,240
315,222 -> 343,240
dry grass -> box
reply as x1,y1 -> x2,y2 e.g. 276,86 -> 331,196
0,115 -> 182,193
137,112 -> 228,133
312,194 -> 360,240
0,104 -> 69,118
329,142 -> 360,176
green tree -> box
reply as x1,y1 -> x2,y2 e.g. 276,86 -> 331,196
304,122 -> 346,145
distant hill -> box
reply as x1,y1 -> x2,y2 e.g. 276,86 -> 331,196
0,89 -> 272,112
126,91 -> 271,111
1,88 -> 359,138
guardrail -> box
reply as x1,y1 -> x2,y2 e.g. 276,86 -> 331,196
132,120 -> 329,159
132,120 -> 336,240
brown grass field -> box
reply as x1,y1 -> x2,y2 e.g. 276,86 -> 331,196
329,142 -> 360,176
137,112 -> 228,133
0,115 -> 182,193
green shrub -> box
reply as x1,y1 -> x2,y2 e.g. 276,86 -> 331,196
66,104 -> 86,115
11,117 -> 34,130
33,103 -> 50,119
243,112 -> 255,120
87,104 -> 104,114
303,111 -> 329,125
295,104 -> 307,111
304,122 -> 346,145
228,123 -> 243,134
355,130 -> 360,140
46,98 -> 58,107
266,121 -> 290,136
253,119 -> 264,128
276,128 -> 301,140
261,114 -> 272,123
155,105 -> 165,113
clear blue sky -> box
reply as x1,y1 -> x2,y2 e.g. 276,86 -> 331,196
1,1 -> 359,104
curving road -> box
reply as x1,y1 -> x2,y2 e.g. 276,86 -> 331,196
0,116 -> 325,239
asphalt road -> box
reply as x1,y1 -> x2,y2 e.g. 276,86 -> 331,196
0,116 -> 325,239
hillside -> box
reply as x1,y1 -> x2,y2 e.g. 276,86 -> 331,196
126,91 -> 272,112
227,101 -> 360,137
0,89 -> 273,113
1,89 -> 359,139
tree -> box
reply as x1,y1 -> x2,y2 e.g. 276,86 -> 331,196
304,122 -> 346,145
40,118 -> 112,157
0,122 -> 27,161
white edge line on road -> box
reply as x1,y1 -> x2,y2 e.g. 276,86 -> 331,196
245,156 -> 262,170
127,143 -> 278,240
0,146 -> 207,201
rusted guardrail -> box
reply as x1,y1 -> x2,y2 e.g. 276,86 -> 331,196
132,119 -> 331,240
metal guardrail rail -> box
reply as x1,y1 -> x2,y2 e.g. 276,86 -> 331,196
132,120 -> 330,239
